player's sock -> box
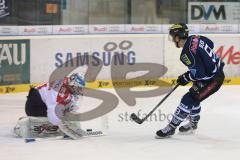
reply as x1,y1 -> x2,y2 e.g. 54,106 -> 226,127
179,105 -> 201,134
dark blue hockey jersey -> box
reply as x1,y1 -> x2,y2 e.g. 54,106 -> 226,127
180,35 -> 224,81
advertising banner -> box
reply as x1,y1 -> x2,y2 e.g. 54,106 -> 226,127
200,24 -> 239,33
125,25 -> 162,33
18,26 -> 53,35
212,35 -> 240,77
30,35 -> 165,83
29,34 -> 240,83
188,2 -> 240,24
0,34 -> 236,86
89,25 -> 125,34
52,25 -> 88,35
0,24 -> 240,36
0,39 -> 30,85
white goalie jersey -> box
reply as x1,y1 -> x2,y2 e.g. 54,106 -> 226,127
14,77 -> 84,139
36,77 -> 81,125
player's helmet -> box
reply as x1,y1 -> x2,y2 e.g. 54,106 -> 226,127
169,23 -> 189,40
68,73 -> 85,95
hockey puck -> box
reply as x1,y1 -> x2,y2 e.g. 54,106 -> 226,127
25,138 -> 36,143
86,129 -> 92,132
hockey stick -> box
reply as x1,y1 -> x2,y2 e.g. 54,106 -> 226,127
130,83 -> 180,124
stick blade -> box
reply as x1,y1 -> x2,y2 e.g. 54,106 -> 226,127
130,113 -> 143,124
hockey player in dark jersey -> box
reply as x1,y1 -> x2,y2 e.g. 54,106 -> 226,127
156,23 -> 225,138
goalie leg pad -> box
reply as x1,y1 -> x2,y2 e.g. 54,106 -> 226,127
13,116 -> 63,138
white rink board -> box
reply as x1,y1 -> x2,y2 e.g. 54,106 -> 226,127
30,34 -> 165,83
0,34 -> 239,83
30,34 -> 240,83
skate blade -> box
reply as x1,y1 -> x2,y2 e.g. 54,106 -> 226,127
155,135 -> 172,139
178,129 -> 196,135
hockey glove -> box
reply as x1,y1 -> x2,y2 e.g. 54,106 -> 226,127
177,71 -> 191,86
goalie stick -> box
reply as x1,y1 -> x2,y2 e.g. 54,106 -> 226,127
130,84 -> 180,124
25,129 -> 104,143
25,135 -> 69,143
58,121 -> 105,140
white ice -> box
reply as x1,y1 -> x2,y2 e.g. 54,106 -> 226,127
0,86 -> 240,160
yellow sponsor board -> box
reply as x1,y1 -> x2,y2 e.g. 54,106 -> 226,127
0,78 -> 240,94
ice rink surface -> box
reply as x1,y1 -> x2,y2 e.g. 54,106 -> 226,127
0,86 -> 239,160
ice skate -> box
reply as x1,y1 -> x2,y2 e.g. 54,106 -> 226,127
155,124 -> 176,139
178,122 -> 198,135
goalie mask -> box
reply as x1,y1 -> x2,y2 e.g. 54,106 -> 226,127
68,73 -> 85,95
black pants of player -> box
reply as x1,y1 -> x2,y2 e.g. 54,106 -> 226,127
189,69 -> 225,103
25,88 -> 47,117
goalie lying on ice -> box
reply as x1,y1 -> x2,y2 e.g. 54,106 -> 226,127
14,73 -> 86,139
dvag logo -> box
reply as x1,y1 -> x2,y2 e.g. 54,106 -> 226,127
0,40 -> 29,68
191,5 -> 226,20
